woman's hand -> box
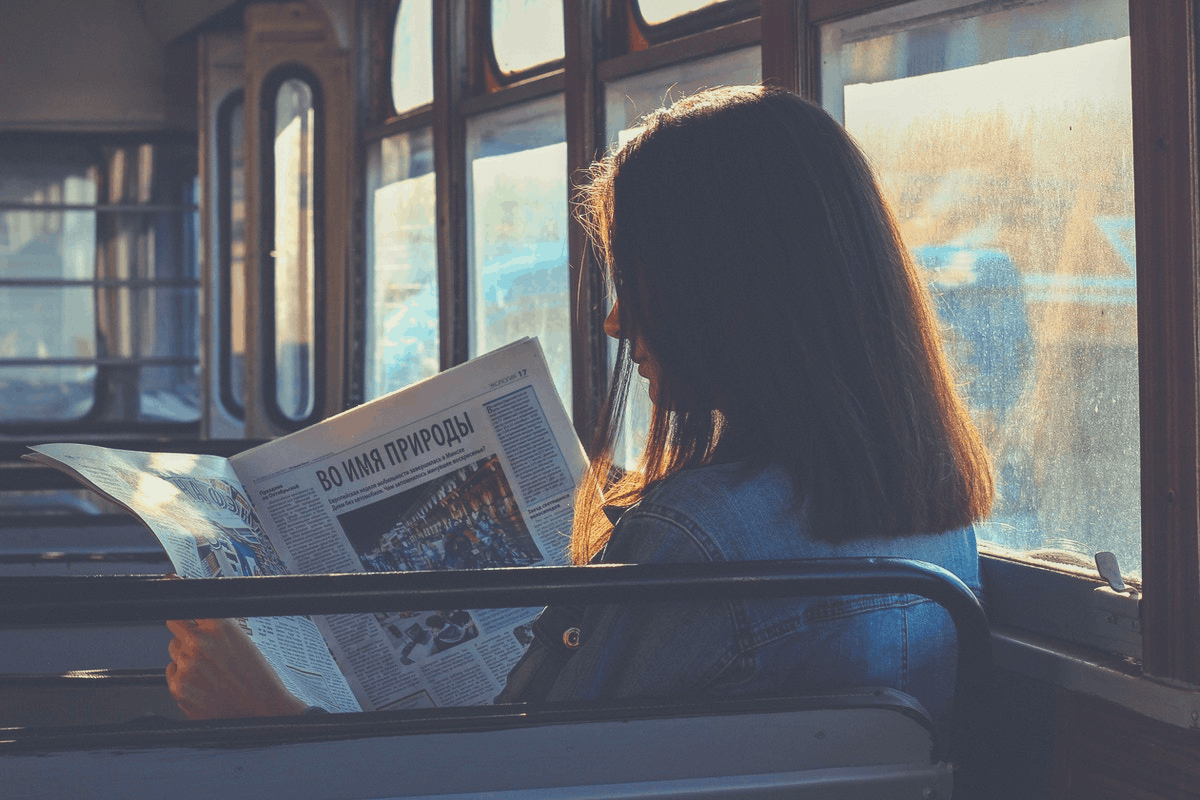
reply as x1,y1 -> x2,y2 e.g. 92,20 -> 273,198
165,617 -> 310,719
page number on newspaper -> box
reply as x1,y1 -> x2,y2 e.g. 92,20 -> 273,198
489,369 -> 528,390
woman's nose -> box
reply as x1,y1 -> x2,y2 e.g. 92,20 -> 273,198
603,302 -> 621,339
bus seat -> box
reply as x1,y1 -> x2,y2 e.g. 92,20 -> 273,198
2,687 -> 951,799
0,558 -> 988,799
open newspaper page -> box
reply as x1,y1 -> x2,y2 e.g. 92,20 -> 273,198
21,443 -> 362,714
230,338 -> 586,711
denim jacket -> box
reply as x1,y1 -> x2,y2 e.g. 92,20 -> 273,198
496,462 -> 981,738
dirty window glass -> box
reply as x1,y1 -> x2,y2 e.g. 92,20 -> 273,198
391,0 -> 434,114
272,78 -> 318,423
491,0 -> 564,74
466,95 -> 570,415
638,0 -> 731,25
366,127 -> 438,398
821,0 -> 1138,577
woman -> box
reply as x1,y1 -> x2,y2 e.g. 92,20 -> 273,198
167,86 -> 992,734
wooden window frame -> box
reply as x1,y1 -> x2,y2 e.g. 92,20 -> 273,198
1126,0 -> 1200,685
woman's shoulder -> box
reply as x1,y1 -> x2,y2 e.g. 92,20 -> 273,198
608,462 -> 980,587
606,462 -> 804,563
640,463 -> 797,529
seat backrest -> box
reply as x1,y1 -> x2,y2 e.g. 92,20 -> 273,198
2,687 -> 950,800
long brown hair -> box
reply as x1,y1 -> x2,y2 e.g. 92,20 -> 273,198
573,86 -> 993,564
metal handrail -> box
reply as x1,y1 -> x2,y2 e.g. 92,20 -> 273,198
0,558 -> 991,772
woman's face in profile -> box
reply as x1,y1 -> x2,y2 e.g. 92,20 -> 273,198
604,300 -> 660,406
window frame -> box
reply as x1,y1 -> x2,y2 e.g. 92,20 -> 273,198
1124,0 -> 1200,685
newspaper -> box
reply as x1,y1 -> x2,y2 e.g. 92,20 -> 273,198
26,338 -> 586,713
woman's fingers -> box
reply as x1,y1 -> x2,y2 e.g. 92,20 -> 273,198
165,618 -> 200,637
160,575 -> 296,719
163,616 -> 309,719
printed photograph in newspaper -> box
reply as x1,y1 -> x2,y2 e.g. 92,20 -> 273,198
335,454 -> 543,573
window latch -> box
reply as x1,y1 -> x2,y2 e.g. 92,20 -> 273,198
1095,551 -> 1137,597
1091,551 -> 1141,658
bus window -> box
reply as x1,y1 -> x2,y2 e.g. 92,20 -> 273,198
366,128 -> 438,398
269,76 -> 319,424
637,0 -> 739,26
465,94 -> 571,414
0,141 -> 200,428
391,0 -> 434,115
0,146 -> 97,422
821,0 -> 1138,576
490,0 -> 564,75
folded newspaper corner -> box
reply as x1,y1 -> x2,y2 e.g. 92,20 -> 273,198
25,337 -> 588,714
